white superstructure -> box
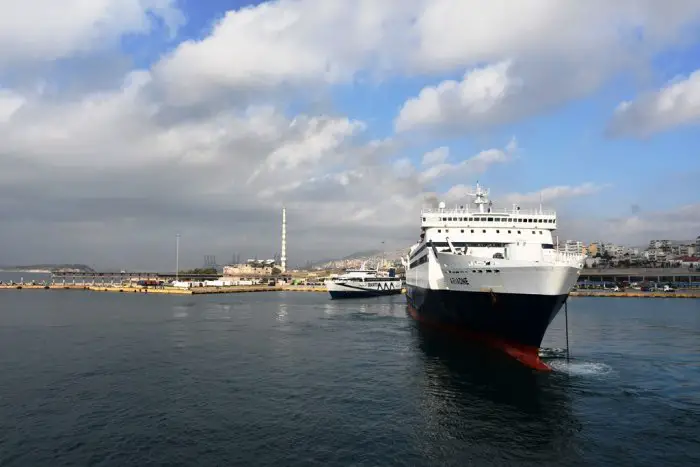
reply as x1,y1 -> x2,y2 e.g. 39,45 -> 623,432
403,183 -> 585,296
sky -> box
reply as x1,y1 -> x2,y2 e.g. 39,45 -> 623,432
1,0 -> 700,270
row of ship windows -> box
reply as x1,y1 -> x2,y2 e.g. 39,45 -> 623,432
409,254 -> 428,269
434,229 -> 545,235
427,217 -> 555,223
448,269 -> 500,274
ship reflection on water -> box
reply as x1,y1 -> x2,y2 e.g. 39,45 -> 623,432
410,318 -> 583,464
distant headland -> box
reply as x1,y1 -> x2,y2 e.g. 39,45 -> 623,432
0,264 -> 95,273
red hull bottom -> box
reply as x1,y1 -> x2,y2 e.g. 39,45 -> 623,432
407,304 -> 551,372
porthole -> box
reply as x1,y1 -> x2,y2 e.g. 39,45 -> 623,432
482,229 -> 486,233
471,229 -> 474,233
517,230 -> 521,234
539,231 -> 543,235
496,230 -> 500,233
460,229 -> 464,233
508,230 -> 511,233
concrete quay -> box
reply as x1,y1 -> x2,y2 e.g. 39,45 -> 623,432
0,284 -> 329,295
570,290 -> 700,299
579,268 -> 700,283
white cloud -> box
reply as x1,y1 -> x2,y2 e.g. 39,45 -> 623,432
607,70 -> 700,138
152,0 -> 417,105
394,58 -> 613,133
0,89 -> 24,123
417,141 -> 516,187
422,147 -> 449,166
152,1 -> 700,114
0,0 -> 184,68
561,203 -> 700,246
500,183 -> 608,207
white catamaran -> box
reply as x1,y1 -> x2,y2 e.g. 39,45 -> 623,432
325,262 -> 403,299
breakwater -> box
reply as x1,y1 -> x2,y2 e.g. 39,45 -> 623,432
570,290 -> 700,299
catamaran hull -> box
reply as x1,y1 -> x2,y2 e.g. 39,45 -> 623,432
405,284 -> 568,370
329,288 -> 403,299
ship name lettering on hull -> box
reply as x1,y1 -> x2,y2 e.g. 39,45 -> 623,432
449,277 -> 470,285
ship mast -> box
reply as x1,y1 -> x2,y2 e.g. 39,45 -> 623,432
466,181 -> 491,213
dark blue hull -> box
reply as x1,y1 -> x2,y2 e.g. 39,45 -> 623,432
329,288 -> 403,299
405,284 -> 567,350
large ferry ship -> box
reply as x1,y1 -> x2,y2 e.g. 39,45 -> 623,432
325,264 -> 403,299
402,183 -> 585,370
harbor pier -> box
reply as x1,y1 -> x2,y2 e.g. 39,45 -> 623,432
578,268 -> 700,287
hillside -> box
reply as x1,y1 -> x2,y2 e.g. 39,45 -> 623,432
0,264 -> 95,273
308,247 -> 409,270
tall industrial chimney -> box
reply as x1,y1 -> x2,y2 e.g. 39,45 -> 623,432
281,207 -> 287,273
